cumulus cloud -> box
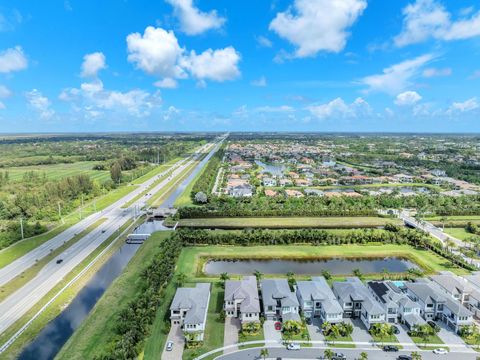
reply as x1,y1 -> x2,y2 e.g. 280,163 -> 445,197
395,0 -> 480,47
255,105 -> 294,113
256,35 -> 273,48
165,0 -> 225,35
359,54 -> 434,94
81,52 -> 106,78
126,26 -> 241,86
307,97 -> 371,119
26,89 -> 55,119
422,67 -> 451,78
448,97 -> 479,113
269,0 -> 367,57
181,47 -> 240,82
395,91 -> 422,106
251,76 -> 267,87
0,46 -> 27,73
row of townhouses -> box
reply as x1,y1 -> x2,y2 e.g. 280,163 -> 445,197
169,272 -> 479,342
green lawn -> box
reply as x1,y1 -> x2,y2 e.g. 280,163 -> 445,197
56,231 -> 173,360
325,334 -> 355,348
409,334 -> 446,350
173,157 -> 210,207
182,283 -> 225,360
176,216 -> 402,229
177,243 -> 469,281
130,158 -> 180,185
444,228 -> 473,241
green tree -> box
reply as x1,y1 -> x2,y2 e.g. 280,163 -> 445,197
321,269 -> 332,280
110,162 -> 122,183
253,269 -> 263,281
411,351 -> 422,360
175,272 -> 187,287
324,349 -> 334,360
260,348 -> 269,360
220,272 -> 230,288
352,268 -> 363,279
359,352 -> 368,360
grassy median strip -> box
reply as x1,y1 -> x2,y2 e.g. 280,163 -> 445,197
0,217 -> 142,360
56,231 -> 173,360
0,218 -> 107,303
173,156 -> 210,208
176,216 -> 402,229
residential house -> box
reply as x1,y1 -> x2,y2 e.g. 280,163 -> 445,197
262,177 -> 277,187
229,184 -> 253,198
224,276 -> 261,323
285,189 -> 304,198
264,189 -> 278,197
296,277 -> 343,324
333,277 -> 385,329
260,279 -> 300,322
170,283 -> 211,341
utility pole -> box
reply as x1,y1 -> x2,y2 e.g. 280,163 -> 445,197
20,217 -> 24,240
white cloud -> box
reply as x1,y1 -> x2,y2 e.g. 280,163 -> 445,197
269,0 -> 367,57
60,79 -> 162,117
0,46 -> 27,73
165,0 -> 225,35
81,52 -> 106,78
127,26 -> 187,80
25,89 -> 55,119
251,76 -> 267,87
422,67 -> 451,78
359,54 -> 434,94
395,0 -> 480,47
126,26 -> 240,86
307,97 -> 371,119
181,47 -> 240,82
395,91 -> 422,106
255,105 -> 294,113
448,97 -> 479,113
256,35 -> 273,48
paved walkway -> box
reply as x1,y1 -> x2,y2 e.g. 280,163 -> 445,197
162,324 -> 184,360
223,317 -> 240,354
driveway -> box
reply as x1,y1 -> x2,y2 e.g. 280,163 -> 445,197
161,324 -> 184,360
345,318 -> 373,343
307,318 -> 325,341
263,320 -> 282,346
395,323 -> 417,350
436,321 -> 474,352
224,317 -> 241,354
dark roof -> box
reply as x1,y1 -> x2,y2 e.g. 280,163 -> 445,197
368,281 -> 389,304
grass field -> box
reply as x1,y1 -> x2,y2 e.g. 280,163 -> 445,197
173,153 -> 211,208
409,334 -> 445,350
176,216 -> 402,229
444,228 -> 473,241
5,161 -> 111,182
178,244 -> 469,280
0,217 -> 141,360
56,231 -> 172,360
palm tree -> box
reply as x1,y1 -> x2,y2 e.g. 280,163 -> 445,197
220,272 -> 230,288
359,352 -> 368,360
175,272 -> 186,287
260,348 -> 269,359
321,269 -> 332,280
253,269 -> 263,281
352,268 -> 363,279
445,239 -> 455,253
324,349 -> 334,360
411,351 -> 422,360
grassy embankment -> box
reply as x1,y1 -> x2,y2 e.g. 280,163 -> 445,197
427,215 -> 480,227
175,216 -> 402,229
55,231 -> 173,360
0,218 -> 107,302
173,154 -> 211,208
444,228 -> 473,241
0,217 -> 142,360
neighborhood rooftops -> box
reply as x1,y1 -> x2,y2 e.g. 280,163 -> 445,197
224,276 -> 260,313
170,283 -> 211,325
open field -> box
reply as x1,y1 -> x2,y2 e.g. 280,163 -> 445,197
175,216 -> 402,229
178,244 -> 469,280
444,228 -> 473,241
4,161 -> 111,183
427,215 -> 480,227
0,217 -> 141,360
56,231 -> 172,360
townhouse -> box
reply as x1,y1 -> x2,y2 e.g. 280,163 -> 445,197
332,277 -> 385,329
367,281 -> 424,329
296,276 -> 343,324
170,283 -> 211,341
224,276 -> 261,323
405,279 -> 473,332
260,279 -> 300,322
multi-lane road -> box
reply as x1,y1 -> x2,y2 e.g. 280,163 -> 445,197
0,136 -> 225,335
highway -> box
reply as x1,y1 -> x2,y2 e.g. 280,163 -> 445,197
0,136 -> 225,335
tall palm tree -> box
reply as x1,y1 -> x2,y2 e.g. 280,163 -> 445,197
253,269 -> 263,281
359,352 -> 368,360
324,349 -> 334,360
175,272 -> 186,287
260,348 -> 269,359
220,272 -> 230,288
411,351 -> 422,360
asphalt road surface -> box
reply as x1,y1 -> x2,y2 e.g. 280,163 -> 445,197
0,136 -> 225,335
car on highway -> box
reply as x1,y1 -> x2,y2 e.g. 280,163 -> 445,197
433,348 -> 448,355
101,229 -> 106,233
166,341 -> 173,351
332,352 -> 346,360
286,343 -> 300,350
383,345 -> 399,352
274,321 -> 282,330
397,356 -> 412,360
56,259 -> 63,264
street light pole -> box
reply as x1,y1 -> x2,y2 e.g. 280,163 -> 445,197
20,217 -> 24,240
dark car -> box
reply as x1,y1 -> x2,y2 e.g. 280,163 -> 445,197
383,345 -> 399,352
427,320 -> 437,328
398,356 -> 412,360
392,325 -> 400,334
56,259 -> 63,264
306,317 -> 312,325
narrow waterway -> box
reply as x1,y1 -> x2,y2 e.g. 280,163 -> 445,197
18,142 -> 222,360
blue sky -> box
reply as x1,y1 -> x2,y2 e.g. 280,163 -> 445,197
1,0 -> 480,133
